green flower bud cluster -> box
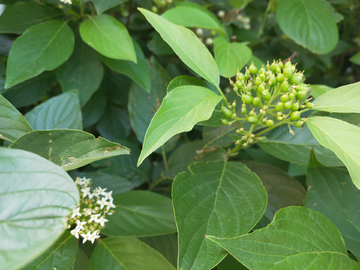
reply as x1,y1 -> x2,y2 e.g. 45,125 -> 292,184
151,0 -> 173,13
227,59 -> 313,143
194,28 -> 217,47
66,177 -> 115,244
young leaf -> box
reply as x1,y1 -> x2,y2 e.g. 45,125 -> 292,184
22,230 -> 78,270
56,38 -> 104,107
173,161 -> 267,270
0,94 -> 33,142
0,1 -> 64,34
213,37 -> 252,78
162,2 -> 225,35
139,8 -> 220,86
258,124 -> 343,166
304,152 -> 360,260
137,85 -> 222,166
80,14 -> 136,62
307,116 -> 360,189
92,0 -> 128,14
349,52 -> 360,65
9,129 -> 130,171
0,148 -> 79,270
276,0 -> 338,54
102,191 -> 177,237
310,84 -> 333,99
5,20 -> 74,88
208,207 -> 359,269
100,39 -> 151,92
25,90 -> 82,130
89,237 -> 175,270
312,81 -> 360,113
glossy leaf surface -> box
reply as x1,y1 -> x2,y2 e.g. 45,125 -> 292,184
138,85 -> 222,165
173,161 -> 267,270
92,0 -> 128,14
9,129 -> 130,171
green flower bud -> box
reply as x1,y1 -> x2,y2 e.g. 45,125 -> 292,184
275,102 -> 284,111
262,91 -> 271,100
249,63 -> 257,74
252,97 -> 261,106
280,95 -> 289,102
276,73 -> 285,83
266,119 -> 274,127
289,73 -> 303,84
248,116 -> 259,124
280,81 -> 289,92
306,102 -> 313,109
295,120 -> 303,128
221,119 -> 229,125
288,92 -> 295,100
291,102 -> 300,111
284,101 -> 292,110
296,91 -> 307,100
290,111 -> 301,121
270,62 -> 278,73
241,107 -> 247,115
283,67 -> 293,78
242,95 -> 253,104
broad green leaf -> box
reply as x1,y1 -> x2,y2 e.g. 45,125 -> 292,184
102,191 -> 177,237
213,37 -> 252,78
229,0 -> 253,9
72,248 -> 90,270
162,2 -> 225,35
276,0 -> 338,54
243,161 -> 306,226
140,234 -> 178,267
0,77 -> 4,94
80,14 -> 136,62
92,0 -> 128,14
9,129 -> 130,171
128,57 -> 169,143
310,84 -> 333,99
57,38 -> 104,107
217,255 -> 248,270
320,0 -> 344,23
96,103 -> 131,142
312,81 -> 360,113
147,33 -> 174,56
139,8 -> 220,86
167,75 -> 219,94
5,20 -> 74,88
258,124 -> 343,166
89,237 -> 175,270
22,230 -> 78,270
25,90 -> 82,130
0,94 -> 33,142
244,148 -> 289,171
203,125 -> 237,148
0,1 -> 63,34
137,85 -> 222,166
3,71 -> 55,108
350,52 -> 360,65
82,90 -> 107,128
304,152 -> 360,260
0,148 -> 79,270
307,116 -> 360,189
207,207 -> 359,270
100,39 -> 150,92
101,71 -> 132,107
310,111 -> 360,127
173,161 -> 267,270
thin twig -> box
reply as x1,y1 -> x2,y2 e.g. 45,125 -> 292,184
126,0 -> 132,28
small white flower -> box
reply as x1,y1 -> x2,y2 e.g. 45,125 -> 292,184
97,197 -> 107,210
96,216 -> 109,227
104,191 -> 113,201
83,208 -> 93,216
89,214 -> 100,223
81,187 -> 90,198
76,220 -> 87,231
71,227 -> 80,239
196,28 -> 203,36
81,231 -> 91,244
218,10 -> 225,18
71,207 -> 81,219
75,177 -> 82,185
91,231 -> 100,243
82,177 -> 90,186
60,0 -> 72,4
105,200 -> 116,211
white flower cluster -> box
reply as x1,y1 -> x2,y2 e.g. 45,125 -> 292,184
67,177 -> 115,244
236,14 -> 251,30
60,0 -> 72,4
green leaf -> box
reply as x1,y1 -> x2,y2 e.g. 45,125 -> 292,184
102,191 -> 177,237
147,33 -> 174,56
213,37 -> 252,78
140,234 -> 178,267
101,71 -> 131,107
0,148 -> 79,270
310,84 -> 333,99
100,39 -> 150,92
0,94 -> 33,142
56,38 -> 104,107
82,90 -> 107,129
276,0 -> 338,54
304,152 -> 360,260
350,52 -> 360,65
72,248 -> 90,270
0,1 -> 64,34
312,81 -> 360,113
137,85 -> 222,166
229,0 -> 253,9
3,71 -> 56,108
5,20 -> 75,88
203,125 -> 237,148
9,129 -> 130,171
25,90 -> 82,130
162,2 -> 225,35
258,124 -> 343,166
92,0 -> 128,14
167,75 -> 219,94
139,8 -> 219,86
173,161 -> 267,270
22,230 -> 78,270
96,103 -> 131,142
217,255 -> 249,270
207,207 -> 359,270
89,237 -> 175,270
80,14 -> 136,62
307,116 -> 360,189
